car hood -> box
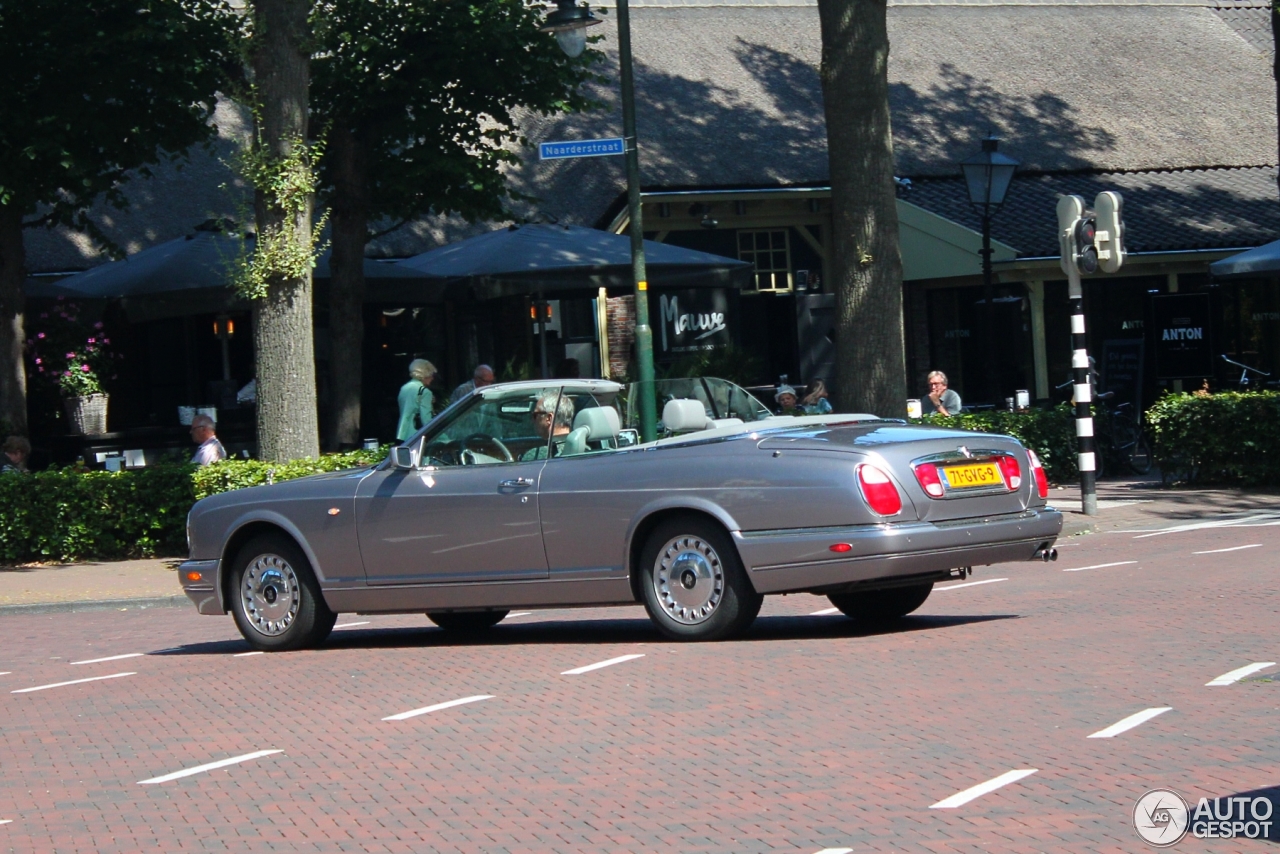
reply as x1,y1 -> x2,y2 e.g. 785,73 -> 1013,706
195,464 -> 377,511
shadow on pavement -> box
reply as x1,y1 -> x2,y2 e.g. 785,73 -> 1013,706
155,612 -> 1020,655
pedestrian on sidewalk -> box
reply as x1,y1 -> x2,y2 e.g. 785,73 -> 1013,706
1,436 -> 31,473
189,415 -> 226,466
397,359 -> 437,441
449,363 -> 495,404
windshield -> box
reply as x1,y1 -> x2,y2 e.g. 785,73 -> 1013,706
624,377 -> 772,432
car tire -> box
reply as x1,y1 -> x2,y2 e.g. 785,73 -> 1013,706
639,517 -> 762,641
230,534 -> 336,652
427,610 -> 510,631
827,582 -> 933,623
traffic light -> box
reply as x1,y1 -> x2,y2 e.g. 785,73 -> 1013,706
1056,192 -> 1126,276
1057,194 -> 1087,276
1074,215 -> 1099,274
1093,190 -> 1125,273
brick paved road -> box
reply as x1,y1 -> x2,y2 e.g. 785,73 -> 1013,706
2,509 -> 1279,853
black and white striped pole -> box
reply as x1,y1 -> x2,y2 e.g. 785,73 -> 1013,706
1056,192 -> 1125,517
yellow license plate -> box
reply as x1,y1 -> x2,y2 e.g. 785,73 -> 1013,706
942,462 -> 1002,489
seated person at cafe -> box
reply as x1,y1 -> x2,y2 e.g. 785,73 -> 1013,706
521,391 -> 576,460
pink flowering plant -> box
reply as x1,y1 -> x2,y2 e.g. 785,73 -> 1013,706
26,299 -> 114,398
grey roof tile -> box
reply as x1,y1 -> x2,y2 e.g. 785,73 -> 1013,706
904,165 -> 1280,257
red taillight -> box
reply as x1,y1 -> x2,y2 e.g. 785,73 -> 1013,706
1027,449 -> 1049,498
857,464 -> 902,516
997,454 -> 1022,490
913,462 -> 944,498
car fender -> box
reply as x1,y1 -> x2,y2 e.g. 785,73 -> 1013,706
622,495 -> 743,573
214,508 -> 331,605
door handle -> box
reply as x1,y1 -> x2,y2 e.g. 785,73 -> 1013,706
500,477 -> 534,489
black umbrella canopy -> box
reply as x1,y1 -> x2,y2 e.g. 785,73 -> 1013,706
25,227 -> 439,321
393,223 -> 751,299
1210,239 -> 1280,279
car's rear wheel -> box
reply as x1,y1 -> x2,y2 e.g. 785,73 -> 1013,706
639,517 -> 762,641
230,534 -> 336,651
427,610 -> 509,631
827,583 -> 933,622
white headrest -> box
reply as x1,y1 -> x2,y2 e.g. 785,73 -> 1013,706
572,406 -> 621,440
662,398 -> 711,432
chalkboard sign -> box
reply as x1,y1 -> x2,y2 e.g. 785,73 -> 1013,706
1101,338 -> 1144,411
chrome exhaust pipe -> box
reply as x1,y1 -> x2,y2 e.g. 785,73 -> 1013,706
1033,545 -> 1058,562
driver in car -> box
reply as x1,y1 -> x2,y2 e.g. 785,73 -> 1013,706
521,392 -> 575,460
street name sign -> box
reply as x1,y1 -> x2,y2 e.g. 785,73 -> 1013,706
539,138 -> 624,160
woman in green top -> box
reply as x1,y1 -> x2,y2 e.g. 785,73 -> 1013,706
396,359 -> 437,441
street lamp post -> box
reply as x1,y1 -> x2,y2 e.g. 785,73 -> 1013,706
542,0 -> 657,442
959,136 -> 1018,406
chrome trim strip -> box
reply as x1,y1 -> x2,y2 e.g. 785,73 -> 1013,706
751,536 -> 1049,573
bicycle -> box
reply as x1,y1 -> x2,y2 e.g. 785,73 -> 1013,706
1054,377 -> 1152,476
1221,354 -> 1272,389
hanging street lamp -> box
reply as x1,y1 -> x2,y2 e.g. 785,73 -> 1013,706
541,0 -> 657,441
959,135 -> 1019,405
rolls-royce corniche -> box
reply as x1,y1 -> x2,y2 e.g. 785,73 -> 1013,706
179,378 -> 1062,650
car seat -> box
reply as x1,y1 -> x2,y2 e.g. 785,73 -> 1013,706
661,398 -> 712,433
566,406 -> 622,454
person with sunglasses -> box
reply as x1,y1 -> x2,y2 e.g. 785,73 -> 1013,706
521,391 -> 575,460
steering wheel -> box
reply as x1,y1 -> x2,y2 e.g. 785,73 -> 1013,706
459,433 -> 514,465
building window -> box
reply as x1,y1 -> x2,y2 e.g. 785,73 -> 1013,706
737,229 -> 792,292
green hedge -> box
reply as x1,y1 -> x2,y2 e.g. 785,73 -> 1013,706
0,446 -> 389,564
1146,391 -> 1280,485
0,465 -> 197,563
910,405 -> 1079,483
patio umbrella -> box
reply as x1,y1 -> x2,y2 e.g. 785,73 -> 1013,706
26,227 -> 440,321
1209,240 -> 1280,279
394,223 -> 751,299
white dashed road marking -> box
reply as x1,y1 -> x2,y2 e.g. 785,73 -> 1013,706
1193,544 -> 1263,555
506,612 -> 533,618
810,607 -> 840,616
1088,707 -> 1172,738
1206,662 -> 1276,686
0,820 -> 10,825
11,672 -> 136,694
936,578 -> 1007,591
383,694 -> 494,722
233,651 -> 264,657
813,848 -> 853,854
334,621 -> 370,629
138,749 -> 283,785
562,654 -> 645,675
930,769 -> 1039,809
1063,561 -> 1136,573
71,653 -> 144,665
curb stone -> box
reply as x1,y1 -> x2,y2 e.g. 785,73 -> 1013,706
0,595 -> 190,617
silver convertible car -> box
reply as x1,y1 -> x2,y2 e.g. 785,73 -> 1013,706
180,378 -> 1062,650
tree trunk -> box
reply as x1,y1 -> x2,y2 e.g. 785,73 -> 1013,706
816,0 -> 907,417
0,205 -> 28,436
326,125 -> 369,451
249,0 -> 319,462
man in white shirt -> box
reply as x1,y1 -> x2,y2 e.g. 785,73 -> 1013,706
190,414 -> 227,466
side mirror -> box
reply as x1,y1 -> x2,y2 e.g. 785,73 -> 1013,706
391,445 -> 416,470
616,429 -> 640,447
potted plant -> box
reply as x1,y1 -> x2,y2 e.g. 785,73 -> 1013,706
28,300 -> 115,435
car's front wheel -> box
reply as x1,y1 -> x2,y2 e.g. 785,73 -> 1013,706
827,583 -> 933,622
427,610 -> 509,631
230,534 -> 336,651
639,517 -> 762,641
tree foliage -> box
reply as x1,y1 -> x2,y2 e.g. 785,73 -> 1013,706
0,0 -> 238,433
309,0 -> 602,447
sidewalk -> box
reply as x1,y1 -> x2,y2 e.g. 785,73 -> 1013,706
3,477 -> 1279,613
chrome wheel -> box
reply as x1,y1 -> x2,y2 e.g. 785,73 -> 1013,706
240,553 -> 301,637
652,534 -> 725,625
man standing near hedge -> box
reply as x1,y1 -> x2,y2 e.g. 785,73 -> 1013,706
190,415 -> 227,466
